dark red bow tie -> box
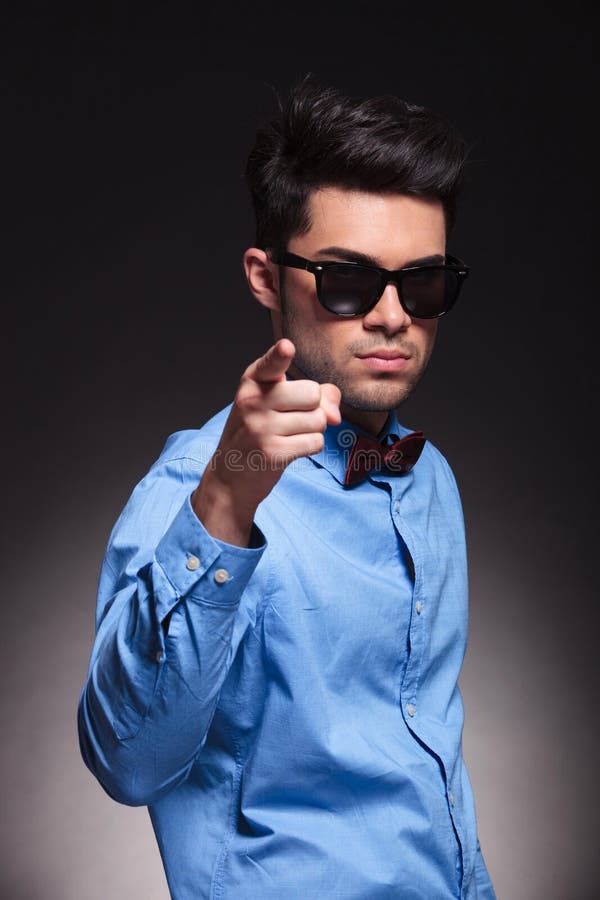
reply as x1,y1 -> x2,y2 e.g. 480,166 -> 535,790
344,430 -> 426,487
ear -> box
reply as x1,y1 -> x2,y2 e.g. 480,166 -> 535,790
243,247 -> 281,312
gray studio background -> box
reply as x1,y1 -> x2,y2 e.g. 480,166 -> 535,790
3,4 -> 598,899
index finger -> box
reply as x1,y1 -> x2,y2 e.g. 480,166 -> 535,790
245,338 -> 296,385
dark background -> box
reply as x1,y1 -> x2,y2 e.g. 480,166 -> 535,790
3,3 -> 598,898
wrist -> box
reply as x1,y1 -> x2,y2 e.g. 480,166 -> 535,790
191,468 -> 257,548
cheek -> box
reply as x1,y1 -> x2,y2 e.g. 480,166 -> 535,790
288,272 -> 321,311
319,321 -> 359,355
421,320 -> 439,348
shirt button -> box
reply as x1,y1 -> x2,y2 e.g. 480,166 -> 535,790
214,568 -> 229,584
449,792 -> 455,806
407,703 -> 415,717
395,500 -> 401,513
416,600 -> 423,615
186,555 -> 200,571
155,650 -> 163,662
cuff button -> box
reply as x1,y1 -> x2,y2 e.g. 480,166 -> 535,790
186,555 -> 200,571
214,568 -> 229,584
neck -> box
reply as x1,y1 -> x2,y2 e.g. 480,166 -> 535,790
339,402 -> 389,437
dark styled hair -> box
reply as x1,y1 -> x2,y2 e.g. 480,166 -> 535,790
245,74 -> 467,251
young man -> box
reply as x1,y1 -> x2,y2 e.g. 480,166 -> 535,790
78,77 -> 496,899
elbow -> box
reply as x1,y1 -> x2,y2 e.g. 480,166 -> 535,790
76,695 -> 150,807
95,762 -> 189,808
98,773 -> 161,808
77,698 -> 189,808
78,726 -> 169,807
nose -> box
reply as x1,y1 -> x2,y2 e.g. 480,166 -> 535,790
362,281 -> 412,334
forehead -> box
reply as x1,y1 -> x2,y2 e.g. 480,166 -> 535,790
298,187 -> 446,262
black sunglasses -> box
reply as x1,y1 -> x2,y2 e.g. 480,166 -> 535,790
269,249 -> 469,319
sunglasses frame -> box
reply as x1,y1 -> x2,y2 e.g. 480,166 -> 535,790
269,249 -> 470,319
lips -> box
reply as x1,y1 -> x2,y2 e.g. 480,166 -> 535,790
356,350 -> 411,371
356,349 -> 410,360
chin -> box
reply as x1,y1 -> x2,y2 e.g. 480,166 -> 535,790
341,383 -> 416,412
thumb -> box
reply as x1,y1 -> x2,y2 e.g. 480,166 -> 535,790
320,382 -> 342,425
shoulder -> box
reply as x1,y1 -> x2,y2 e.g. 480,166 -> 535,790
420,437 -> 460,490
149,403 -> 233,473
393,421 -> 462,510
111,403 -> 233,519
100,403 -> 234,568
392,416 -> 459,488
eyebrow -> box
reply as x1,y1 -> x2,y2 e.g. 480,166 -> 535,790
313,246 -> 446,268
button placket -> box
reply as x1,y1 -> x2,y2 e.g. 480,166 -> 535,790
391,494 -> 425,730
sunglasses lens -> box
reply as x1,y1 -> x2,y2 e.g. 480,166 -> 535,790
319,265 -> 382,315
401,268 -> 457,318
317,263 -> 462,318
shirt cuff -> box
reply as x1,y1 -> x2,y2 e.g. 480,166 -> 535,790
153,491 -> 267,621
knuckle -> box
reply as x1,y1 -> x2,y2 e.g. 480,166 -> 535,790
235,390 -> 255,416
315,408 -> 328,431
244,419 -> 259,442
245,415 -> 268,446
307,381 -> 322,405
268,435 -> 288,457
310,432 -> 325,453
297,380 -> 320,406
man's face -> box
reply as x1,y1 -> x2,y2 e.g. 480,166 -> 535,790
272,187 -> 446,421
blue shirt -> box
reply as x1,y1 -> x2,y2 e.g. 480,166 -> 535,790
77,402 -> 496,900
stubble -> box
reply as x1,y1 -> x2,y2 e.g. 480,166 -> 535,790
279,287 -> 436,412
